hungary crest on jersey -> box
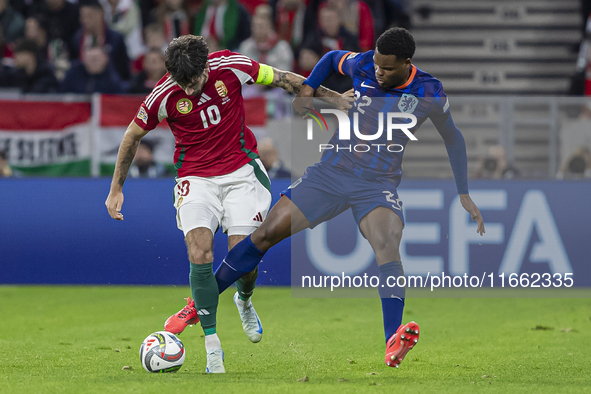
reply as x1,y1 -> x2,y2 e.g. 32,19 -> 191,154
215,80 -> 228,97
176,98 -> 192,114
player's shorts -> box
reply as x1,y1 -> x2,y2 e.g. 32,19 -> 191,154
173,158 -> 272,237
282,163 -> 405,229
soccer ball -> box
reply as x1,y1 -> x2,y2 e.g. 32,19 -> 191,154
139,331 -> 185,373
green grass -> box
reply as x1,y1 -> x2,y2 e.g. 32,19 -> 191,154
1,286 -> 590,393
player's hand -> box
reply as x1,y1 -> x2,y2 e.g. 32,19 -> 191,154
105,190 -> 124,221
337,88 -> 355,113
459,194 -> 485,235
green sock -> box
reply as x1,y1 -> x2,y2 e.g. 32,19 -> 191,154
189,262 -> 219,334
236,266 -> 258,301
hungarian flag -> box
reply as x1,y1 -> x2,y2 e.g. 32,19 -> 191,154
0,100 -> 92,176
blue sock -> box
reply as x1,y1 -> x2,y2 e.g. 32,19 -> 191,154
215,235 -> 266,294
381,297 -> 405,342
378,261 -> 406,342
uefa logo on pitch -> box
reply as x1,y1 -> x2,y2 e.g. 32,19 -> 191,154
304,107 -> 418,153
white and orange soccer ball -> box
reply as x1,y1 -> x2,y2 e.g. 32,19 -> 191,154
139,331 -> 185,373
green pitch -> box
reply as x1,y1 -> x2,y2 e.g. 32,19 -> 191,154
1,286 -> 590,393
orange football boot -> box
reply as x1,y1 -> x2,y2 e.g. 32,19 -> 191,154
385,321 -> 420,368
164,297 -> 200,334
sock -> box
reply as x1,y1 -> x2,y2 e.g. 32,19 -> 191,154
378,261 -> 406,342
204,333 -> 221,351
236,266 -> 258,301
381,297 -> 405,342
189,262 -> 219,333
215,235 -> 266,294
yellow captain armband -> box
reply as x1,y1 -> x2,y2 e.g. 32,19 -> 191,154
256,64 -> 274,85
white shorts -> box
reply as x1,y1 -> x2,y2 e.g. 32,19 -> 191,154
173,158 -> 272,237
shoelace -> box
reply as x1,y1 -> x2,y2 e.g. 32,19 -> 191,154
178,298 -> 194,319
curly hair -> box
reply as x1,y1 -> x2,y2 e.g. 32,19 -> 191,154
164,35 -> 209,88
376,28 -> 415,60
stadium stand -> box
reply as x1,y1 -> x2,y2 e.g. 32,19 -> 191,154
400,0 -> 583,179
411,0 -> 582,96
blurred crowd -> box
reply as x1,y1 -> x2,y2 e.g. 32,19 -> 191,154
0,0 -> 412,96
0,0 -> 411,179
2,0 -> 590,181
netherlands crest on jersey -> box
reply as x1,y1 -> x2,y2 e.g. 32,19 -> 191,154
177,98 -> 192,114
398,93 -> 419,113
215,80 -> 228,97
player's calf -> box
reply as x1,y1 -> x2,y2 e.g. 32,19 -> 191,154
385,321 -> 419,368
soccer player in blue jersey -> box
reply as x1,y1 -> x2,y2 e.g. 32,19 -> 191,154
168,27 -> 486,368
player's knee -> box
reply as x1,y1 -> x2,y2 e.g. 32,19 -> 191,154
251,227 -> 272,251
371,228 -> 402,255
187,246 -> 213,265
251,224 -> 282,251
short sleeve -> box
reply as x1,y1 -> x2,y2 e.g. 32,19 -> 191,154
133,103 -> 160,131
208,50 -> 261,85
337,51 -> 362,77
133,76 -> 175,131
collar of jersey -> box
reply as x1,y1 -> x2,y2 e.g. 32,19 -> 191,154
393,65 -> 416,90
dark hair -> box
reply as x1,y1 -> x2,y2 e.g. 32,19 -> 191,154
164,35 -> 209,88
79,0 -> 103,10
14,38 -> 38,55
376,27 -> 415,60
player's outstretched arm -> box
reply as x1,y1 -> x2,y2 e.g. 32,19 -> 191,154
266,67 -> 342,98
431,106 -> 486,236
264,67 -> 353,114
105,121 -> 149,221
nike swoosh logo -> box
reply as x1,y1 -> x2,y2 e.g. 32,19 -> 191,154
361,81 -> 375,89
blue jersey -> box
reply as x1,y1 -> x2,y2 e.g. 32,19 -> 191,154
304,50 -> 468,194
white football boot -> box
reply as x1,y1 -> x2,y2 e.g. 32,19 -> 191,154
233,292 -> 263,343
205,348 -> 225,373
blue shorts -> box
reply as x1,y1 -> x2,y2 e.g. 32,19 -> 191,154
282,163 -> 405,229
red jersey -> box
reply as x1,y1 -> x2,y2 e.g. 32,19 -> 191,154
134,50 -> 262,177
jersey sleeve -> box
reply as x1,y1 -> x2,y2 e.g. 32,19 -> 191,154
303,50 -> 363,89
208,50 -> 261,85
429,81 -> 451,119
336,51 -> 362,77
133,77 -> 175,131
429,82 -> 469,195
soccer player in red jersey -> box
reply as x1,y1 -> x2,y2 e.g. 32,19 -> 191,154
105,35 -> 345,373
